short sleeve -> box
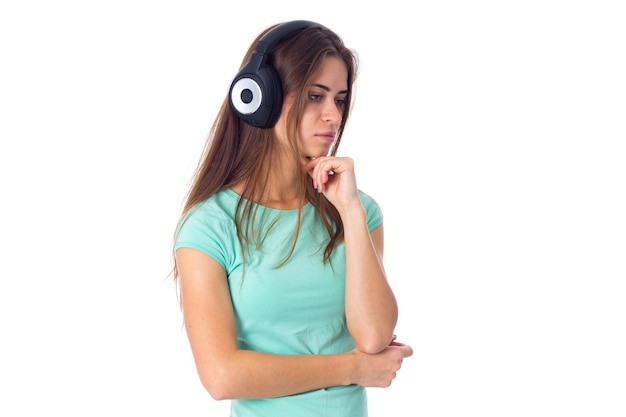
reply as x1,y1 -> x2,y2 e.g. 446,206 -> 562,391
358,190 -> 383,231
174,202 -> 234,269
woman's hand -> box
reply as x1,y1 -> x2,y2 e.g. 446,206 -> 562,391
303,156 -> 360,211
349,339 -> 413,388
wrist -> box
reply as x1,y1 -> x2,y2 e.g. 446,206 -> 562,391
337,202 -> 365,224
335,350 -> 358,386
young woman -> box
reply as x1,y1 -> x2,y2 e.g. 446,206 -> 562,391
172,20 -> 413,417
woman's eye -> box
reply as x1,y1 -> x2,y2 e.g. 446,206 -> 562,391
309,94 -> 322,101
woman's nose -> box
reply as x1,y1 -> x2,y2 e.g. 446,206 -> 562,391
322,101 -> 342,124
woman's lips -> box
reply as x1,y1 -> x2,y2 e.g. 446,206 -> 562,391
317,131 -> 336,143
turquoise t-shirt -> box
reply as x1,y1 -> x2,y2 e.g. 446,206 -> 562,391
175,188 -> 383,417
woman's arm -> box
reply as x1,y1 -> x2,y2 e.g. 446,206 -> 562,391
176,247 -> 410,400
305,156 -> 399,354
342,209 -> 398,354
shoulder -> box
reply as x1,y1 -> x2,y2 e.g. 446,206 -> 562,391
188,190 -> 237,219
174,190 -> 238,251
358,189 -> 384,231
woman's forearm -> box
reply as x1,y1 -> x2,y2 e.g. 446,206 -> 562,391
340,204 -> 398,354
198,349 -> 354,400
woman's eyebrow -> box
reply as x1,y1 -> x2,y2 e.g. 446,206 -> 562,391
311,83 -> 349,94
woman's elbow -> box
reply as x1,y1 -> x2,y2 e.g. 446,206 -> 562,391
357,340 -> 389,355
355,332 -> 394,354
198,367 -> 233,401
205,385 -> 229,401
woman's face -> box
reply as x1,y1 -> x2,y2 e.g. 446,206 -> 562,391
274,56 -> 349,160
298,56 -> 349,160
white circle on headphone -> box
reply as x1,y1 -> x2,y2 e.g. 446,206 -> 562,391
231,77 -> 262,115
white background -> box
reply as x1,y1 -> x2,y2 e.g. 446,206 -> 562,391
1,1 -> 625,416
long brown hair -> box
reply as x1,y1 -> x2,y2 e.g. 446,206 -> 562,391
172,22 -> 358,283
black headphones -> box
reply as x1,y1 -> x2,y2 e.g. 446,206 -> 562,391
228,20 -> 322,129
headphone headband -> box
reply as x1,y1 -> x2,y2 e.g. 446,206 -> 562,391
255,20 -> 320,55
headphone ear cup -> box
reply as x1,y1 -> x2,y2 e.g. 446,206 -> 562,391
228,21 -> 321,128
229,63 -> 283,129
